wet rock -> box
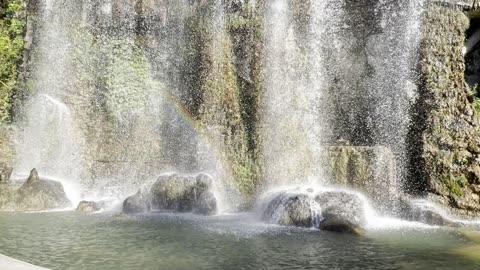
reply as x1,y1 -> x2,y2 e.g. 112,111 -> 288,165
193,191 -> 217,215
123,189 -> 151,214
401,200 -> 461,227
76,201 -> 104,213
261,192 -> 314,227
261,189 -> 368,234
319,211 -> 366,236
15,169 -> 72,211
316,191 -> 367,234
150,173 -> 217,215
0,163 -> 12,184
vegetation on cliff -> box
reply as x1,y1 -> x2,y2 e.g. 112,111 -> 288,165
413,5 -> 480,215
0,0 -> 24,122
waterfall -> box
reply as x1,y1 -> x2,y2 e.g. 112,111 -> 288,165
12,0 -> 425,213
14,0 -> 234,206
262,0 -> 343,187
15,94 -> 80,180
261,0 -> 424,211
14,0 -> 83,184
262,0 -> 323,187
363,0 -> 424,187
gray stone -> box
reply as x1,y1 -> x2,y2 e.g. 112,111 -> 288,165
15,169 -> 72,211
319,211 -> 366,236
123,189 -> 151,214
261,192 -> 314,227
76,201 -> 104,213
149,173 -> 217,215
401,200 -> 461,227
316,191 -> 367,234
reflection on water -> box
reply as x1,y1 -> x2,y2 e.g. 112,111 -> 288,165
0,212 -> 479,270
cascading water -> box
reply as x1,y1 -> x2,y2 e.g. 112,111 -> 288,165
14,0 -> 236,209
15,94 -> 81,181
261,0 -> 334,187
14,1 -> 84,192
260,0 -> 425,221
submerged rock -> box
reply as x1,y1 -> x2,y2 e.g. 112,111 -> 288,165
318,212 -> 366,236
122,173 -> 218,215
401,200 -> 461,227
260,189 -> 367,234
15,169 -> 72,211
150,173 -> 217,215
123,189 -> 151,214
261,192 -> 314,227
316,191 -> 367,235
76,201 -> 104,213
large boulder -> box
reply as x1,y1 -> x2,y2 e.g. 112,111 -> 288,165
261,191 -> 314,227
316,191 -> 367,235
123,189 -> 151,214
15,169 -> 72,211
149,173 -> 217,215
260,188 -> 368,234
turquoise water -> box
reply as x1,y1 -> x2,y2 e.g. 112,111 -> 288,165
0,211 -> 479,270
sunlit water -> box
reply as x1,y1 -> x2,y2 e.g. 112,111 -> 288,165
0,212 -> 479,270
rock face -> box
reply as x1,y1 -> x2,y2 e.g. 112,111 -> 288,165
323,146 -> 397,212
0,168 -> 71,211
123,189 -> 151,214
150,173 -> 217,215
122,173 -> 217,215
76,201 -> 104,213
261,189 -> 367,234
409,5 -> 480,217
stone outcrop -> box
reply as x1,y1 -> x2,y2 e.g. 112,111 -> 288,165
0,168 -> 72,211
409,4 -> 480,217
261,188 -> 367,235
123,173 -> 218,215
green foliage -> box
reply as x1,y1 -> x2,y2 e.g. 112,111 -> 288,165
443,174 -> 468,197
0,0 -> 24,123
469,84 -> 480,113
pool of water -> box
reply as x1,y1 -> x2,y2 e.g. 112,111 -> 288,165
0,211 -> 479,270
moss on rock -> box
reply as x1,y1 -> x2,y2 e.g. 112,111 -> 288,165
412,4 -> 480,215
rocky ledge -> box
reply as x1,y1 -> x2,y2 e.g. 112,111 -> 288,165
0,168 -> 71,211
123,173 -> 217,216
